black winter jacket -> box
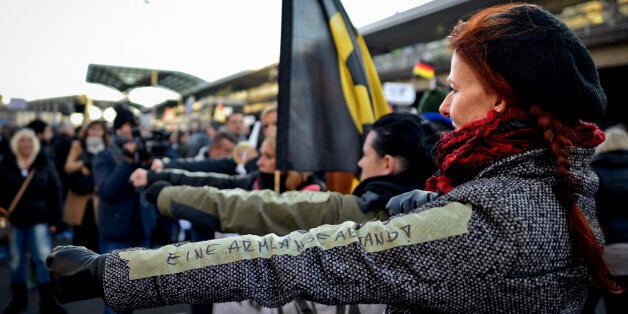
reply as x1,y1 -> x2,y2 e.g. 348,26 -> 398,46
590,149 -> 628,244
0,151 -> 63,227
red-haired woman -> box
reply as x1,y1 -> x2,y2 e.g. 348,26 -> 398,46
48,4 -> 622,312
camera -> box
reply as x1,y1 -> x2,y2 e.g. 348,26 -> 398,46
130,127 -> 171,168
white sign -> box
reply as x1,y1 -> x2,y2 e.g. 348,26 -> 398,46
383,82 -> 415,105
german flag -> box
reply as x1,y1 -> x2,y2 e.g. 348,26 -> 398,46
276,0 -> 390,173
413,61 -> 435,79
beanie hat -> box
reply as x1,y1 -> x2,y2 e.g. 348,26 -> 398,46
113,104 -> 138,131
418,89 -> 447,114
484,4 -> 606,123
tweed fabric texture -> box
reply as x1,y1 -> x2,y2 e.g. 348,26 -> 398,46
102,147 -> 601,313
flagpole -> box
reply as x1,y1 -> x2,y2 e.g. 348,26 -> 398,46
274,170 -> 280,194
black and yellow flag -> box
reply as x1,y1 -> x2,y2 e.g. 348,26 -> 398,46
276,0 -> 390,173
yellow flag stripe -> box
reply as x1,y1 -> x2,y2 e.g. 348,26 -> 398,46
357,34 -> 390,118
328,12 -> 389,134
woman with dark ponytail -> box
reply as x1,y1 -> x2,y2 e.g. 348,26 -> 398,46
47,3 -> 621,312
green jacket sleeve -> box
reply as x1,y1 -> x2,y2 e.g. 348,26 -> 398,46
157,186 -> 386,236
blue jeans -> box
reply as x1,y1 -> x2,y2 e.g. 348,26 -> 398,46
9,223 -> 52,284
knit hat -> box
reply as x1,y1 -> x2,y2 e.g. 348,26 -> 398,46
113,104 -> 138,131
418,89 -> 447,114
484,4 -> 606,123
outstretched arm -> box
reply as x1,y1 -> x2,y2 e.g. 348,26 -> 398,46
49,201 -> 486,313
156,185 -> 384,236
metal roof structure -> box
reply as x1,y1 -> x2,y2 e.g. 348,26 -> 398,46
184,64 -> 277,100
176,0 -> 606,103
85,64 -> 207,95
360,0 -> 594,55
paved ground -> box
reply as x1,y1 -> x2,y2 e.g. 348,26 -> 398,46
0,260 -> 192,314
0,237 -> 190,314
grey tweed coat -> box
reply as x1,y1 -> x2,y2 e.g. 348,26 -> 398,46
101,148 -> 601,313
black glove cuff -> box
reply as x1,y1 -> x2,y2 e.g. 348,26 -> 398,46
386,189 -> 439,216
146,180 -> 172,204
96,253 -> 109,298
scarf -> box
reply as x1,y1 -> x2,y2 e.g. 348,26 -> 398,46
426,108 -> 605,194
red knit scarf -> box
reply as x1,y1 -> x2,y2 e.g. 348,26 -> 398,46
425,108 -> 605,194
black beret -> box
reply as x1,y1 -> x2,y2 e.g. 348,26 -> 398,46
485,4 -> 606,123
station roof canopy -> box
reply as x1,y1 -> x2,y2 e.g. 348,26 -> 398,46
86,64 -> 207,95
361,0 -> 591,55
184,64 -> 277,100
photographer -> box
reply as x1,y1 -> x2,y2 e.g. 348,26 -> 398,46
92,105 -> 157,314
93,106 -> 153,247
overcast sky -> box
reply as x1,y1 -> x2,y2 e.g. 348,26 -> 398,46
0,0 -> 431,104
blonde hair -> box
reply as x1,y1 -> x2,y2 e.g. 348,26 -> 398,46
263,131 -> 276,150
595,125 -> 628,156
261,131 -> 312,191
260,103 -> 278,121
10,128 -> 40,167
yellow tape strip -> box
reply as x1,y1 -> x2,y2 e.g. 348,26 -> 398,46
120,202 -> 472,280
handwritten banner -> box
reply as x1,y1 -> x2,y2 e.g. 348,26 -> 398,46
120,202 -> 472,280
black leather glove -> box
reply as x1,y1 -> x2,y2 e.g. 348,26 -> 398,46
146,180 -> 172,204
46,246 -> 108,304
386,189 -> 439,216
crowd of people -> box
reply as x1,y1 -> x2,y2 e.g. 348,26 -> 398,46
0,104 -> 273,314
1,3 -> 626,314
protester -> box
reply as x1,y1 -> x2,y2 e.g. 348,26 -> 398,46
63,120 -> 109,252
257,104 -> 278,151
47,4 -> 622,312
169,129 -> 190,159
0,127 -> 9,158
193,130 -> 238,161
184,120 -> 212,158
417,87 -> 454,136
133,112 -> 435,313
52,121 -> 76,201
0,128 -> 65,314
26,119 -> 54,159
218,111 -> 247,143
132,133 -> 324,194
143,113 -> 436,238
146,107 -> 279,177
141,131 -> 331,314
587,125 -> 628,313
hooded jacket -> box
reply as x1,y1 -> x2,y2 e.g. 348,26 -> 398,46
590,149 -> 628,244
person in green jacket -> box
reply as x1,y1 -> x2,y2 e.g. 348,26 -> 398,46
143,112 -> 439,237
